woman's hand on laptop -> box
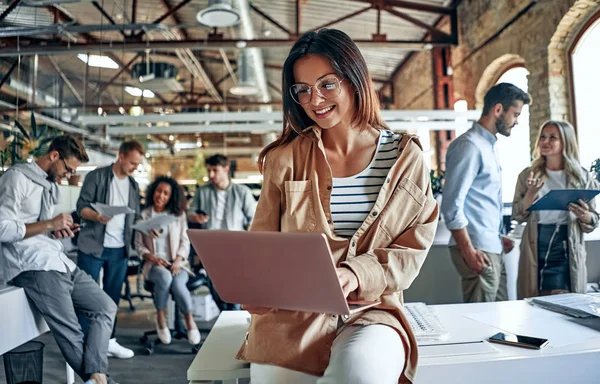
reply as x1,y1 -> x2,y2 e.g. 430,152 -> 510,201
337,267 -> 359,298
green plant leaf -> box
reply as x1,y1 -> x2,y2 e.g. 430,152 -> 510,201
13,120 -> 30,140
37,124 -> 47,139
38,136 -> 54,148
30,112 -> 38,139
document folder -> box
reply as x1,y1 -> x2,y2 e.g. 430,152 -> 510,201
527,189 -> 600,211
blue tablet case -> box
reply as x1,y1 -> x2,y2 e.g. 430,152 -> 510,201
527,189 -> 600,211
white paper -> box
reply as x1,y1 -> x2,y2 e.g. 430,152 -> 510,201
464,305 -> 600,348
91,202 -> 134,217
132,214 -> 177,234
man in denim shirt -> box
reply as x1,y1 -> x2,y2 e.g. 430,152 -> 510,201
442,83 -> 531,303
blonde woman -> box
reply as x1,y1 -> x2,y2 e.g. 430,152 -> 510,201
512,120 -> 599,298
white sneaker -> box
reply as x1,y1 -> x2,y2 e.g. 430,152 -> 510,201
187,328 -> 201,345
107,338 -> 134,359
156,324 -> 172,345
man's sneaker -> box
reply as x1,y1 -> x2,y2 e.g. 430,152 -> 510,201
107,338 -> 134,359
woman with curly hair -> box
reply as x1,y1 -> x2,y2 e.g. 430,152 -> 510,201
135,176 -> 200,345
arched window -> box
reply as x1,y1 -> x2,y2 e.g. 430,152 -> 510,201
570,13 -> 600,170
495,67 -> 531,203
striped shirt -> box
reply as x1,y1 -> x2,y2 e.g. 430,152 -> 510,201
331,130 -> 400,238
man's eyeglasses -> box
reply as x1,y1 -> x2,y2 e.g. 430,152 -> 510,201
60,156 -> 76,175
289,76 -> 344,105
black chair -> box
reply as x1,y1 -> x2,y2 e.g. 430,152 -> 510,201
139,273 -> 208,355
121,254 -> 152,311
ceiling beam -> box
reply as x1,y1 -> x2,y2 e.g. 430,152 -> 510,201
159,0 -> 189,40
382,5 -> 459,87
384,6 -> 453,42
219,49 -> 237,84
131,0 -> 138,25
0,101 -> 282,113
48,5 -> 169,105
351,0 -> 453,15
0,37 -> 455,57
135,0 -> 193,39
46,56 -> 84,104
92,52 -> 142,98
310,5 -> 373,32
0,0 -> 22,23
91,1 -> 127,39
267,81 -> 282,96
249,2 -> 292,36
0,60 -> 18,91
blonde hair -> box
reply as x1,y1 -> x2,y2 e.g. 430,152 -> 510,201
531,120 -> 585,186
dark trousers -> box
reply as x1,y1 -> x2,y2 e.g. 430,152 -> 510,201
77,247 -> 128,338
538,224 -> 570,292
12,269 -> 116,380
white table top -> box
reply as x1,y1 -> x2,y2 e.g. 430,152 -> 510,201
0,285 -> 49,356
418,301 -> 600,366
188,301 -> 600,382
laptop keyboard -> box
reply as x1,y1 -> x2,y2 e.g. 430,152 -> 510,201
401,303 -> 448,342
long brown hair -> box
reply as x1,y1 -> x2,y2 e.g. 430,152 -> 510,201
258,29 -> 386,172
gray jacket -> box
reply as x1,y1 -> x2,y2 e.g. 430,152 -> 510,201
76,165 -> 141,257
188,182 -> 256,231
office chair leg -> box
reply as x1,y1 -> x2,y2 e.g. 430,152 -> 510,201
123,279 -> 135,312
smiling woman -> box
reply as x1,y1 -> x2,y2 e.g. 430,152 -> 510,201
243,29 -> 439,384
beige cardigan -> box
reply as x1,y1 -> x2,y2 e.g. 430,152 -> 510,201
512,167 -> 599,298
134,207 -> 191,278
236,127 -> 439,383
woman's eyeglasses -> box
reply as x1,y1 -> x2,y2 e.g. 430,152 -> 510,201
289,76 -> 343,105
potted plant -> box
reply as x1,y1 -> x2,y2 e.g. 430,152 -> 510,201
591,158 -> 600,183
13,112 -> 56,161
430,169 -> 445,198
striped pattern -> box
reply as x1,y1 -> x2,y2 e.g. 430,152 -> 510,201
331,130 -> 400,238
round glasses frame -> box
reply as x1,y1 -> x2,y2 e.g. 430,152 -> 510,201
289,77 -> 344,105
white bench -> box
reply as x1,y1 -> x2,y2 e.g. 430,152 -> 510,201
187,311 -> 251,384
0,284 -> 75,384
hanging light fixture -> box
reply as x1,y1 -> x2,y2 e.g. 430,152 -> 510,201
230,49 -> 259,96
196,0 -> 240,27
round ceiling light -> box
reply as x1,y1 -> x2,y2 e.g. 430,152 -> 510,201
196,0 -> 240,27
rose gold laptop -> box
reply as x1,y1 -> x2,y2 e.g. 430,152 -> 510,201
187,230 -> 380,316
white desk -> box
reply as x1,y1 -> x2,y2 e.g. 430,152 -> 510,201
188,301 -> 600,384
0,285 -> 49,356
0,284 -> 75,384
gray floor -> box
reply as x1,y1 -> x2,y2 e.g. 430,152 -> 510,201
0,297 -> 228,384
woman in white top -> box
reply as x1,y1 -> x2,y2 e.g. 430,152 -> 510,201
135,176 -> 200,345
512,120 -> 599,298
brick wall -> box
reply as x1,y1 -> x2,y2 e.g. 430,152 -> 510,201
392,0 -> 600,153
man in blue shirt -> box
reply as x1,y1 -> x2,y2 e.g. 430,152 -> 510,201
442,83 -> 531,303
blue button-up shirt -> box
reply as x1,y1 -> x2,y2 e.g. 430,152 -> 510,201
441,123 -> 503,254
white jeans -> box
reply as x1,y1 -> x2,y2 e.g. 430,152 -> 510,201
251,324 -> 405,384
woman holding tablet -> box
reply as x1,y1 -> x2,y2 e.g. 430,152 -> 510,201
239,29 -> 438,384
512,120 -> 599,298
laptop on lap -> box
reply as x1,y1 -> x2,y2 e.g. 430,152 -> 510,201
187,230 -> 380,316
